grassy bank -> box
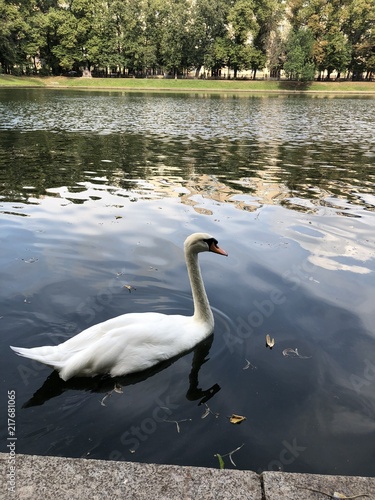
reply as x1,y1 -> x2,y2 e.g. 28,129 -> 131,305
1,74 -> 375,93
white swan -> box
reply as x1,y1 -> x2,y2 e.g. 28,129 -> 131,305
10,232 -> 227,381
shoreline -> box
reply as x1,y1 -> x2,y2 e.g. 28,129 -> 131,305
1,453 -> 374,499
1,75 -> 375,94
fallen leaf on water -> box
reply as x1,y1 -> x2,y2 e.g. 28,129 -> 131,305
201,407 -> 210,419
266,334 -> 275,349
282,347 -> 311,359
229,414 -> 246,425
99,383 -> 123,406
164,418 -> 192,433
243,359 -> 257,370
215,444 -> 245,468
201,403 -> 219,419
214,453 -> 225,470
22,257 -> 39,264
99,393 -> 111,406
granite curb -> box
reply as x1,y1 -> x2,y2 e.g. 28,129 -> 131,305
1,453 -> 375,499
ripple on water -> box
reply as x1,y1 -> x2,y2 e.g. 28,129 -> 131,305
1,91 -> 375,476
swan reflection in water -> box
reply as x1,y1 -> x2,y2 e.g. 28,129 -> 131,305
22,335 -> 220,408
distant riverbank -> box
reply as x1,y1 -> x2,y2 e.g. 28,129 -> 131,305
1,75 -> 375,93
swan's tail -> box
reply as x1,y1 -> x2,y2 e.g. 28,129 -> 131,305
10,345 -> 64,370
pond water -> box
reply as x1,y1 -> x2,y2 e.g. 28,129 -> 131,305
1,89 -> 375,477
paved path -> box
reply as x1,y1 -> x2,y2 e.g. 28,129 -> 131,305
1,453 -> 374,499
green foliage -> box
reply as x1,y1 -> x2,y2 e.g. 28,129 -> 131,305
0,0 -> 374,80
284,28 -> 315,81
215,453 -> 225,470
0,0 -> 28,72
288,0 -> 375,80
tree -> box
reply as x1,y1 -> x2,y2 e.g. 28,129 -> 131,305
287,0 -> 375,80
188,0 -> 229,77
50,9 -> 84,71
252,0 -> 284,78
140,0 -> 164,75
266,29 -> 285,78
0,0 -> 373,79
228,0 -> 258,76
220,0 -> 260,78
322,31 -> 351,80
0,0 -> 28,73
284,28 -> 315,81
159,0 -> 191,76
341,0 -> 375,79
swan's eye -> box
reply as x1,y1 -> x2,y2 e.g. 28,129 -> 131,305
203,237 -> 218,249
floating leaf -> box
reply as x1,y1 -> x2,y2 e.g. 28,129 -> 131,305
99,393 -> 111,406
229,414 -> 246,425
216,444 -> 245,468
215,453 -> 225,470
266,334 -> 275,349
243,359 -> 257,370
227,444 -> 244,466
283,348 -> 311,359
201,407 -> 210,419
123,284 -> 136,293
22,257 -> 39,264
201,403 -> 219,419
164,418 -> 192,433
283,347 -> 298,357
99,383 -> 123,405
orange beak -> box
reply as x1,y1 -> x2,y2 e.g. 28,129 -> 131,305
209,241 -> 228,256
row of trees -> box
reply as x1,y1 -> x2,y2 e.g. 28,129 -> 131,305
1,0 -> 374,80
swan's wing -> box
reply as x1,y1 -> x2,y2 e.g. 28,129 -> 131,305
60,312 -> 167,352
10,313 -> 174,375
58,314 -> 204,380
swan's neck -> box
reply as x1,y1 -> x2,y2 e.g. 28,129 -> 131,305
185,249 -> 214,327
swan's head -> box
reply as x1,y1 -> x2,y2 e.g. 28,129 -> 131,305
184,233 -> 228,256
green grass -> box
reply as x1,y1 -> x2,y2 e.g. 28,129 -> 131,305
0,75 -> 46,87
1,74 -> 375,93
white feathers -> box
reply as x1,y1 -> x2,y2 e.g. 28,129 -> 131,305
10,233 -> 227,381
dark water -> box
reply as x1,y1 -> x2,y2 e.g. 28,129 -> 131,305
1,89 -> 375,476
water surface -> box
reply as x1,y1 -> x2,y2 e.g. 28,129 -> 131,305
1,89 -> 375,476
